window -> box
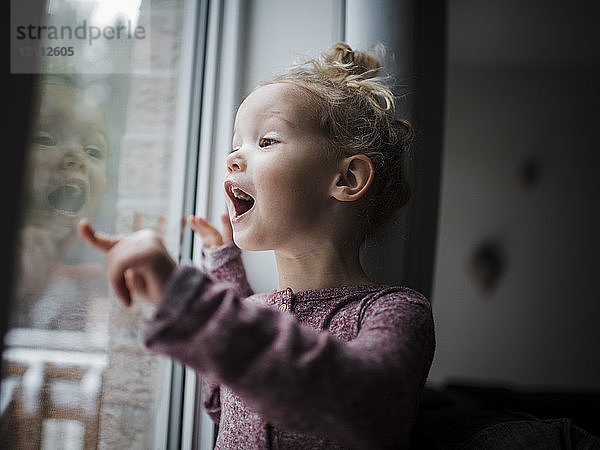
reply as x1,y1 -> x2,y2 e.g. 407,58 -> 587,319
3,0 -> 202,447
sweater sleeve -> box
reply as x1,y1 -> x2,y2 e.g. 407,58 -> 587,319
201,241 -> 253,297
144,266 -> 434,449
199,242 -> 253,425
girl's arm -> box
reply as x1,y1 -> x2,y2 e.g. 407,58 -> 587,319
77,220 -> 432,447
188,215 -> 253,297
144,266 -> 434,449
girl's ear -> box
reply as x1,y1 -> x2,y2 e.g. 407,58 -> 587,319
330,154 -> 374,202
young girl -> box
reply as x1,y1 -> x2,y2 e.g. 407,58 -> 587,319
78,42 -> 435,449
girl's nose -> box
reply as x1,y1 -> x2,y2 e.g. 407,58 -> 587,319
60,148 -> 87,172
226,151 -> 246,173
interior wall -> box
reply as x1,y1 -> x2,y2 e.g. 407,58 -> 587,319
429,0 -> 600,389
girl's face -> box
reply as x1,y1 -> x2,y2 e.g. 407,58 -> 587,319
26,84 -> 108,237
225,83 -> 339,251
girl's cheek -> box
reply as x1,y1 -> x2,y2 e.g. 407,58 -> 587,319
90,163 -> 107,188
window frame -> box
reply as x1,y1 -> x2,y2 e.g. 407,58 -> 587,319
2,0 -> 212,448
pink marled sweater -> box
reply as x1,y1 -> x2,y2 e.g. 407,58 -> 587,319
144,243 -> 434,449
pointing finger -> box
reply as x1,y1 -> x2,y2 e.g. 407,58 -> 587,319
78,219 -> 120,253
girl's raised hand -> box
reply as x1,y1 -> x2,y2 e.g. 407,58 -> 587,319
187,213 -> 233,249
77,219 -> 176,307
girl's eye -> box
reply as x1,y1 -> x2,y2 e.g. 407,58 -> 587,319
84,146 -> 104,159
32,134 -> 56,146
259,137 -> 278,148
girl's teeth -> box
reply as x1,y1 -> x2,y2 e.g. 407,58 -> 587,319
232,187 -> 252,200
66,183 -> 83,195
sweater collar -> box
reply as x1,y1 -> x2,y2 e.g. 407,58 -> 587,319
274,284 -> 385,303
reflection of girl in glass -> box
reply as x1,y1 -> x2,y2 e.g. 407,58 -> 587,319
16,77 -> 108,311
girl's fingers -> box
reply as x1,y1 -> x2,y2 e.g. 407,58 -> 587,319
77,219 -> 120,252
187,216 -> 223,248
106,246 -> 150,307
106,230 -> 175,306
153,216 -> 167,235
78,220 -> 174,306
187,215 -> 214,234
220,213 -> 233,243
110,268 -> 131,306
124,268 -> 147,301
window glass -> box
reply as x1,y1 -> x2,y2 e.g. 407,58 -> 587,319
4,0 -> 193,448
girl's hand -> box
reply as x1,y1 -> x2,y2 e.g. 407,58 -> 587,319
77,219 -> 176,307
187,213 -> 233,249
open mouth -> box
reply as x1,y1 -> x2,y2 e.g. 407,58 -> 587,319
225,182 -> 255,219
47,181 -> 87,216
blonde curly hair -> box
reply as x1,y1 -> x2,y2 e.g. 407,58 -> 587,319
266,42 -> 413,234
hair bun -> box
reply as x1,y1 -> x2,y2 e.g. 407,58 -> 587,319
322,42 -> 382,80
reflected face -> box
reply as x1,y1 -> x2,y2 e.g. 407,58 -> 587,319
27,84 -> 108,235
224,83 -> 338,251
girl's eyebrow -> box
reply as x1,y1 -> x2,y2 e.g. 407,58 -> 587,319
267,111 -> 297,129
230,111 -> 297,145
